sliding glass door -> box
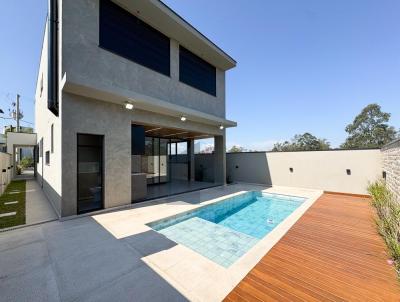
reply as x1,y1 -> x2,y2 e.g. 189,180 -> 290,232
143,137 -> 169,185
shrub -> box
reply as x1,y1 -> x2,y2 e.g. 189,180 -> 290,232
20,157 -> 34,169
368,181 -> 400,277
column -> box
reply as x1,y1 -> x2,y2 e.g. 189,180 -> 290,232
214,132 -> 226,184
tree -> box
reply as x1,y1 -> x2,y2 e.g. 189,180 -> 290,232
341,104 -> 397,149
228,145 -> 246,153
272,133 -> 330,152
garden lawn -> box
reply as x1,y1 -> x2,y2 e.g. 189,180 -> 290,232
0,180 -> 26,229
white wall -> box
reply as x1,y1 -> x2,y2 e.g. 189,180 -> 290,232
34,19 -> 62,217
0,152 -> 12,195
225,150 -> 382,195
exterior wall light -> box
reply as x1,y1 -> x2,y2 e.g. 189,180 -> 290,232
180,116 -> 187,122
219,125 -> 224,130
125,102 -> 134,110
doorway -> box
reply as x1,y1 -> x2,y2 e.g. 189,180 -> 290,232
77,134 -> 104,214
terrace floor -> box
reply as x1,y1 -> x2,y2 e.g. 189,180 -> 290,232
224,193 -> 400,301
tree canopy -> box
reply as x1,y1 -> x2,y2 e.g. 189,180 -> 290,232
341,104 -> 397,149
272,133 -> 330,152
228,145 -> 246,153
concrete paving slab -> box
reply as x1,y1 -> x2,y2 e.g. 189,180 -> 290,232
0,226 -> 44,252
0,212 -> 16,217
45,222 -> 116,262
25,180 -> 58,224
0,264 -> 60,302
80,265 -> 188,302
123,229 -> 177,257
0,241 -> 49,279
52,242 -> 144,302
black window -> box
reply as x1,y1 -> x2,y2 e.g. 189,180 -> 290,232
48,0 -> 59,116
131,125 -> 145,155
99,0 -> 170,76
51,124 -> 54,153
179,46 -> 216,96
45,151 -> 50,165
39,138 -> 43,158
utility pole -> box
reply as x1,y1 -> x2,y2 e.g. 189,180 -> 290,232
16,94 -> 20,132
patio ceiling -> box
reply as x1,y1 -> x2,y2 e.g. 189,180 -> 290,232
142,124 -> 212,140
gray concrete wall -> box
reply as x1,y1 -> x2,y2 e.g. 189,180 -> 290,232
198,149 -> 382,195
62,0 -> 226,118
61,93 -> 132,216
61,92 -> 227,216
382,139 -> 400,202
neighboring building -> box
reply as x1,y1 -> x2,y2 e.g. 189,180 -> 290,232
3,125 -> 34,134
35,0 -> 236,217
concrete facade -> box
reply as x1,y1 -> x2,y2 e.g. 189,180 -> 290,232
62,0 -> 227,118
35,0 -> 236,217
382,139 -> 400,202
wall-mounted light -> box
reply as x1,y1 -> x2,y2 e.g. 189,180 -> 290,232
124,102 -> 134,110
180,116 -> 187,122
219,125 -> 224,130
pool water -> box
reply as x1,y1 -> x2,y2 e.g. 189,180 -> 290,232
148,192 -> 305,267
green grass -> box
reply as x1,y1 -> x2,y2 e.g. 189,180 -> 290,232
368,180 -> 400,278
0,180 -> 26,229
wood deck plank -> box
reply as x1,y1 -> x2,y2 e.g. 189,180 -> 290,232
224,193 -> 400,302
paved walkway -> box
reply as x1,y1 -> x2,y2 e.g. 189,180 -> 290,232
224,193 -> 400,301
25,179 -> 58,224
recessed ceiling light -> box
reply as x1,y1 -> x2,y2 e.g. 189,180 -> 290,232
180,116 -> 187,122
219,125 -> 224,130
125,102 -> 134,110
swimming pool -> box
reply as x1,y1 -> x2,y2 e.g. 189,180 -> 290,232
148,191 -> 305,267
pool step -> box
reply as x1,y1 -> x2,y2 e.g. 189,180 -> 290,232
159,217 -> 259,267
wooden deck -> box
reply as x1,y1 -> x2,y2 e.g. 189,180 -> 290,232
224,193 -> 400,302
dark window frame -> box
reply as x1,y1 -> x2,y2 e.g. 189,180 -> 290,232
45,151 -> 50,165
179,46 -> 216,96
99,0 -> 171,77
51,124 -> 54,153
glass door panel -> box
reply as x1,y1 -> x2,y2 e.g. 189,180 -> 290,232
159,138 -> 169,183
77,134 -> 103,214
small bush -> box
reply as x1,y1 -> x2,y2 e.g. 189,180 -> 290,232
368,181 -> 400,277
20,157 -> 34,169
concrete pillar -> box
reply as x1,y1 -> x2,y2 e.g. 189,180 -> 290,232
170,39 -> 179,81
189,140 -> 195,181
214,132 -> 226,184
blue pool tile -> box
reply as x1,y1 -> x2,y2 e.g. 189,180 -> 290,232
158,217 -> 259,267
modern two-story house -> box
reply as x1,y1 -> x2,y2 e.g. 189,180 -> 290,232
35,0 -> 236,217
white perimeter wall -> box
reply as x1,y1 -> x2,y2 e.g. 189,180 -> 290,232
225,149 -> 382,195
0,152 -> 12,195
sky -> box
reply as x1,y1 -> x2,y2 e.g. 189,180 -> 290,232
0,0 -> 399,150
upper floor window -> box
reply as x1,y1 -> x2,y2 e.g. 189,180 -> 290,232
99,0 -> 170,76
51,124 -> 54,153
179,46 -> 216,96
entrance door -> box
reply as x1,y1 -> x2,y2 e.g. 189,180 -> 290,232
77,134 -> 103,214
